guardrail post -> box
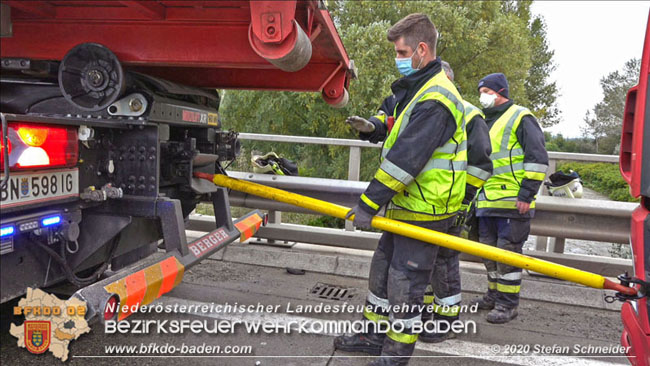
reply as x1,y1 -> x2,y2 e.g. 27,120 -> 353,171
542,159 -> 557,195
269,210 -> 282,224
535,237 -> 548,251
264,210 -> 282,244
346,146 -> 361,231
535,158 -> 557,251
549,237 -> 566,253
546,158 -> 567,253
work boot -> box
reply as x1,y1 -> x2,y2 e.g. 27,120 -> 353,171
473,292 -> 496,310
419,329 -> 457,343
486,304 -> 518,324
334,332 -> 384,355
373,334 -> 415,366
367,356 -> 405,366
419,317 -> 458,343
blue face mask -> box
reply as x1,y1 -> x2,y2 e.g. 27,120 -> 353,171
395,51 -> 422,76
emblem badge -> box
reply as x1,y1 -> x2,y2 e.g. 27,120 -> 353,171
20,178 -> 30,197
25,321 -> 51,354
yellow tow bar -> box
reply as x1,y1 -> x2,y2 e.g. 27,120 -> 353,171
195,172 -> 636,296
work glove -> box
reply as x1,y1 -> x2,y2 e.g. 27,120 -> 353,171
460,202 -> 479,241
453,203 -> 471,228
345,205 -> 374,230
346,116 -> 376,133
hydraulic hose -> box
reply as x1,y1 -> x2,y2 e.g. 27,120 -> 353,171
32,233 -> 121,288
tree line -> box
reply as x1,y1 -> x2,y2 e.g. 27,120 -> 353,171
220,1 -> 635,179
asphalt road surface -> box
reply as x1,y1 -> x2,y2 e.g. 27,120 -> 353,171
0,249 -> 630,366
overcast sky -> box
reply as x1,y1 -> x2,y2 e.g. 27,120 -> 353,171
531,1 -> 648,137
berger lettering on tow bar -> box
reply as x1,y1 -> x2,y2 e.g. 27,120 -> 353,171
187,228 -> 230,258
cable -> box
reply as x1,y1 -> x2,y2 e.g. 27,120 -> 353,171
0,113 -> 10,189
216,161 -> 231,195
222,158 -> 235,171
31,232 -> 121,288
216,160 -> 230,176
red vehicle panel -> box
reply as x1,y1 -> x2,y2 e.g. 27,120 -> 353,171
0,1 -> 354,107
620,10 -> 650,366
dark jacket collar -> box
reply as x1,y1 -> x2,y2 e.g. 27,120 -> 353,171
390,57 -> 442,117
483,99 -> 514,125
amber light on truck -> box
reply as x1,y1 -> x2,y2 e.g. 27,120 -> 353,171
0,123 -> 78,171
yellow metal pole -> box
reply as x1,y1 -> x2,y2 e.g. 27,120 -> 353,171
195,172 -> 634,295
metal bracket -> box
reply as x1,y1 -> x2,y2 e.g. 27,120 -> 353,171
249,1 -> 296,44
107,93 -> 148,117
155,198 -> 189,256
212,188 -> 234,232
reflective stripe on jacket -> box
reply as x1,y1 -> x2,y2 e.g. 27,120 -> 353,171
374,70 -> 467,220
477,104 -> 545,211
462,100 -> 492,190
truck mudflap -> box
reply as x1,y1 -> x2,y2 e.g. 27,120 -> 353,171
72,210 -> 266,323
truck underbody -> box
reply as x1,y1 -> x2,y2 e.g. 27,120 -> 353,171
0,0 -> 354,321
1,2 -> 647,365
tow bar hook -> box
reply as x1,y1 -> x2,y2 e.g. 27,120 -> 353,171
605,272 -> 650,303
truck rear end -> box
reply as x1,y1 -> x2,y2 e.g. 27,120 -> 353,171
0,0 -> 354,322
619,11 -> 650,366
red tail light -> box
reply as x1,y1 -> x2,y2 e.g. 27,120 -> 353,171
103,294 -> 120,322
1,123 -> 78,171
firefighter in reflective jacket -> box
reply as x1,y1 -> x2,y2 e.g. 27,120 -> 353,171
419,61 -> 493,343
335,14 -> 467,366
473,73 -> 549,324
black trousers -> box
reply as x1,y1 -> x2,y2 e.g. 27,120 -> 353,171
365,217 -> 455,362
478,216 -> 531,308
425,222 -> 462,323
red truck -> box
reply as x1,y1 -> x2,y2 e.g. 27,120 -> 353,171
619,11 -> 650,366
1,3 -> 648,365
0,0 -> 354,322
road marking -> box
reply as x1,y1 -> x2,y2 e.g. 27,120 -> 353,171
156,297 -> 627,365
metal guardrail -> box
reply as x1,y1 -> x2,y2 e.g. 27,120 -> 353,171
186,214 -> 633,277
225,171 -> 637,245
239,133 -> 622,162
199,133 -> 636,275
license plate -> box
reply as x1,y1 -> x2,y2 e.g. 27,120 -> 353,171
0,169 -> 79,208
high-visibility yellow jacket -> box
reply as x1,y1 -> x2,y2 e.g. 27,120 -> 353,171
358,61 -> 467,221
477,102 -> 548,217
